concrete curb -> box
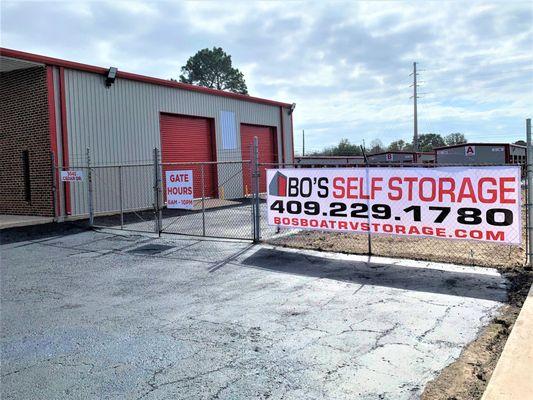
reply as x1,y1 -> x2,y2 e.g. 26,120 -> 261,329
482,283 -> 533,400
0,215 -> 53,230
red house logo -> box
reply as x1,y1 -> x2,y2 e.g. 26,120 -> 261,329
268,171 -> 287,196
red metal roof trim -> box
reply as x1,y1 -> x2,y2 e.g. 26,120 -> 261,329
0,47 -> 292,108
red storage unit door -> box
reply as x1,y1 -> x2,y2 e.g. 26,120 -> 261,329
241,124 -> 277,194
160,114 -> 216,200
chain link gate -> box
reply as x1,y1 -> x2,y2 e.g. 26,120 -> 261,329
55,140 -> 263,241
150,139 -> 262,241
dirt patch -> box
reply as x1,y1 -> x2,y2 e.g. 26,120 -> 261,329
422,269 -> 532,400
268,231 -> 525,269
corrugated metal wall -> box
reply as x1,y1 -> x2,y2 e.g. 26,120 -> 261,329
367,153 -> 415,163
436,145 -> 506,164
63,69 -> 293,216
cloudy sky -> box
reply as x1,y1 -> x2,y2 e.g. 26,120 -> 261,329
2,1 -> 531,153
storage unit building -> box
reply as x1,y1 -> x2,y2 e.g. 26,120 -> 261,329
435,143 -> 526,165
294,156 -> 365,167
367,151 -> 417,164
416,152 -> 436,164
0,48 -> 295,218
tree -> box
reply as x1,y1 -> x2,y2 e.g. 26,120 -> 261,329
312,139 -> 362,156
445,133 -> 467,146
417,133 -> 445,152
369,139 -> 384,154
388,139 -> 409,152
515,140 -> 526,146
179,47 -> 248,94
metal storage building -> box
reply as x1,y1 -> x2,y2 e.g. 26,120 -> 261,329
367,151 -> 417,164
294,156 -> 365,167
416,152 -> 436,164
435,143 -> 526,165
0,48 -> 294,218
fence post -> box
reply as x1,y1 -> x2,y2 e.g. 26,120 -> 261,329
86,148 -> 94,227
201,163 -> 206,237
361,146 -> 372,256
153,148 -> 162,236
50,152 -> 57,222
526,118 -> 532,267
249,159 -> 254,238
252,136 -> 261,242
119,165 -> 124,229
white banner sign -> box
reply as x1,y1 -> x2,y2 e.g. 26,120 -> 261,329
61,170 -> 83,182
267,166 -> 521,244
166,170 -> 193,209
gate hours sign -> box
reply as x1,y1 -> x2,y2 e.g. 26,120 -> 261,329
266,166 -> 521,244
166,170 -> 193,209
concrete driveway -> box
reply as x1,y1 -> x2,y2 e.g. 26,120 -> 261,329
1,227 -> 507,399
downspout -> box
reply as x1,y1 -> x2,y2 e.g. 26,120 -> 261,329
279,106 -> 285,166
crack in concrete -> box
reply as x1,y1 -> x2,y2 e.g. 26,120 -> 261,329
137,360 -> 239,400
209,375 -> 244,400
417,305 -> 456,343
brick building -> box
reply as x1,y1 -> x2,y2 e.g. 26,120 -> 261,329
0,66 -> 54,216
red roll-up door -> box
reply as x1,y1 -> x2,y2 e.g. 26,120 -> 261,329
241,124 -> 277,194
160,114 -> 216,200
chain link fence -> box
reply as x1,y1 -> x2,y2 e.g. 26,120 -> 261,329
53,145 -> 527,269
55,164 -> 157,233
260,162 -> 526,269
54,149 -> 258,241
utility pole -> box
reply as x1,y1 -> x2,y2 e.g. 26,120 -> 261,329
411,62 -> 419,152
302,130 -> 305,156
527,118 -> 532,267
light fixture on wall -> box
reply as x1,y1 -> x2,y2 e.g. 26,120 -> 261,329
105,67 -> 118,87
288,102 -> 296,115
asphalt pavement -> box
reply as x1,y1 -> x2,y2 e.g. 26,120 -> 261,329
1,228 -> 507,399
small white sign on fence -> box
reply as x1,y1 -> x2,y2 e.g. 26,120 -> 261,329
166,170 -> 193,209
61,170 -> 84,182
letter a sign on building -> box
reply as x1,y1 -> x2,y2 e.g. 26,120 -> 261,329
166,170 -> 193,209
465,145 -> 476,156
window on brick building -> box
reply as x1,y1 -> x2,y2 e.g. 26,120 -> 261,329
22,150 -> 31,202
